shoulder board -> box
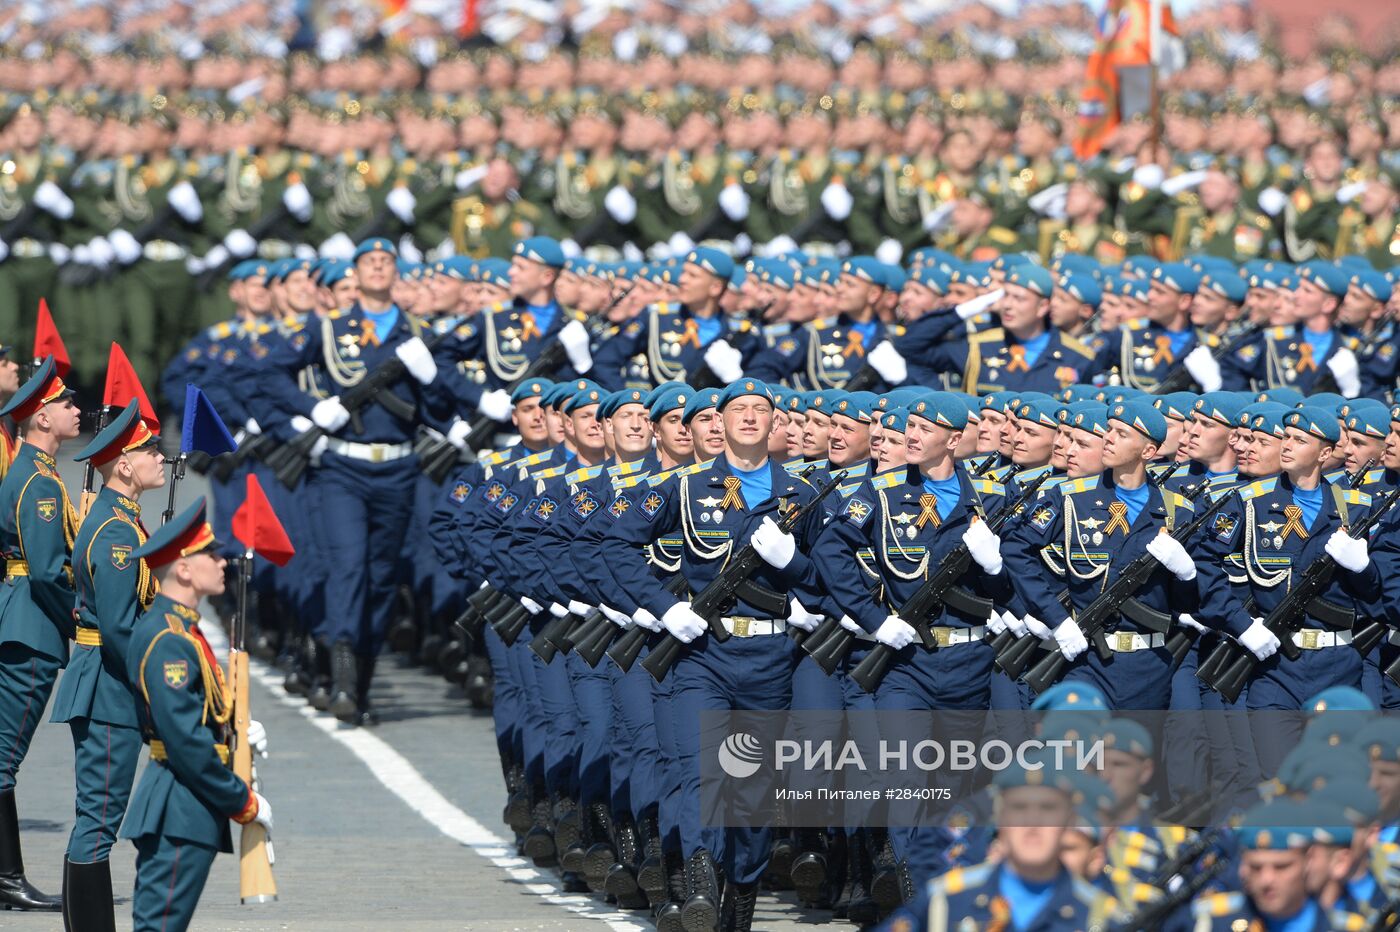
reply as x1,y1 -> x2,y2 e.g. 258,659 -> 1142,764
1059,476 -> 1101,496
986,464 -> 1016,482
327,308 -> 347,320
1268,325 -> 1293,339
532,464 -> 569,480
871,471 -> 907,492
210,321 -> 233,339
811,317 -> 837,331
506,449 -> 555,471
647,459 -> 713,487
566,464 -> 606,485
932,862 -> 995,896
1014,465 -> 1052,484
1042,474 -> 1069,490
972,478 -> 1005,496
786,458 -> 826,475
480,448 -> 516,467
1237,477 -> 1279,501
968,327 -> 1005,346
1364,468 -> 1385,485
1337,488 -> 1372,506
987,226 -> 1019,246
608,460 -> 648,479
728,318 -> 753,333
1192,891 -> 1244,918
614,471 -> 655,490
1323,468 -> 1348,485
1331,909 -> 1368,932
1162,489 -> 1196,512
763,322 -> 792,336
1057,333 -> 1095,359
1125,318 -> 1149,331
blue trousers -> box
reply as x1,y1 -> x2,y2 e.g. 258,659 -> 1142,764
1380,643 -> 1400,711
483,624 -> 520,767
1062,643 -> 1174,710
131,834 -> 218,932
1163,645 -> 1208,804
566,651 -> 612,807
531,643 -> 580,797
1247,644 -> 1362,774
0,643 -> 62,791
66,719 -> 142,863
610,660 -> 660,822
650,647 -> 684,851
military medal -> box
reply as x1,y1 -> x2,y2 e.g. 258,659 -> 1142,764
712,510 -> 723,524
700,511 -> 710,523
1092,531 -> 1103,546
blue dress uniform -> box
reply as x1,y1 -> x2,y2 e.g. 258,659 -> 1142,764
120,500 -> 264,932
1002,405 -> 1199,711
1339,269 -> 1397,399
1089,263 -> 1205,392
603,380 -> 824,919
258,238 -> 454,724
745,311 -> 886,392
1193,422 -> 1379,773
0,358 -> 76,912
47,402 -> 161,918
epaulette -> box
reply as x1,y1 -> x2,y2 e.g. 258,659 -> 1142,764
532,464 -> 569,480
566,464 -> 606,485
614,471 -> 655,490
1268,325 -> 1294,340
971,478 -> 1005,496
1363,468 -> 1385,485
480,448 -> 515,467
1042,474 -> 1069,491
1125,318 -> 1149,331
870,471 -> 907,492
1323,468 -> 1347,485
1148,461 -> 1188,481
608,460 -> 648,479
785,458 -> 826,474
1337,488 -> 1372,506
647,459 -> 713,487
811,316 -> 838,331
1332,909 -> 1369,931
210,321 -> 233,339
1013,465 -> 1052,484
327,308 -> 348,320
1059,475 -> 1100,495
1192,892 -> 1244,918
728,318 -> 753,333
987,226 -> 1019,246
930,862 -> 995,896
968,327 -> 1005,346
1236,477 -> 1279,501
506,449 -> 554,471
985,464 -> 1015,483
1058,333 -> 1095,360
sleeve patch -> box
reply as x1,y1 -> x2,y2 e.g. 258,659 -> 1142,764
35,498 -> 57,522
1029,503 -> 1057,531
1212,513 -> 1237,542
495,491 -> 520,514
449,481 -> 472,503
640,490 -> 665,520
609,495 -> 631,518
571,489 -> 602,519
163,660 -> 189,689
481,481 -> 506,504
110,545 -> 133,570
532,496 -> 558,524
843,497 -> 873,527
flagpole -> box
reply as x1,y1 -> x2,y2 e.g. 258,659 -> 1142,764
1149,0 -> 1163,165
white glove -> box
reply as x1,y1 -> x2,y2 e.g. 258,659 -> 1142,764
87,235 -> 115,267
310,436 -> 329,461
703,339 -> 744,383
446,418 -> 473,451
184,255 -> 206,275
0,238 -> 9,262
1131,163 -> 1165,190
224,228 -> 257,258
1028,182 -> 1068,219
246,719 -> 268,758
718,181 -> 750,222
519,597 -> 543,615
661,601 -> 707,643
957,288 -> 1006,321
764,234 -> 799,257
319,232 -> 356,260
666,231 -> 695,258
166,180 -> 203,223
251,791 -> 274,834
875,615 -> 917,650
987,610 -> 1008,635
1052,617 -> 1088,661
281,181 -> 312,222
604,185 -> 637,224
477,389 -> 512,422
750,516 -> 796,570
1146,533 -> 1197,581
33,180 -> 74,219
875,237 -> 903,266
1337,180 -> 1369,205
70,243 -> 91,266
788,596 -> 823,633
1325,528 -> 1369,572
1326,348 -> 1361,398
394,336 -> 438,385
397,235 -> 422,265
838,615 -> 864,635
1257,187 -> 1287,217
1177,613 -> 1208,634
1005,612 -> 1028,636
1022,614 -> 1053,640
633,607 -> 663,632
454,164 -> 488,191
203,244 -> 230,270
1239,617 -> 1280,660
1161,170 -> 1208,197
386,185 -> 417,224
567,600 -> 592,617
1183,345 -> 1223,392
558,319 -> 593,373
601,604 -> 634,629
244,418 -> 262,436
560,238 -> 582,259
108,229 -> 142,265
820,181 -> 853,220
868,340 -> 908,384
922,201 -> 955,233
549,601 -> 570,619
310,397 -> 351,432
962,520 -> 1004,575
289,415 -> 313,434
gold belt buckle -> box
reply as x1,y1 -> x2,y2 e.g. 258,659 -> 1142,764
371,444 -> 385,463
730,617 -> 750,637
1301,629 -> 1320,650
933,627 -> 951,647
1115,632 -> 1136,652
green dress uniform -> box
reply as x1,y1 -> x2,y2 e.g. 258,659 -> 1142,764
0,148 -> 69,355
1169,204 -> 1279,261
747,149 -> 852,252
1037,219 -> 1140,265
656,148 -> 756,248
1336,204 -> 1400,266
1281,181 -> 1344,261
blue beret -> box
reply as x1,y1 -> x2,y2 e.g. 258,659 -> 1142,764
1004,264 -> 1054,298
1109,400 -> 1167,444
880,407 -> 910,433
1190,255 -> 1238,277
1118,277 -> 1150,302
908,392 -> 969,431
643,381 -> 690,408
1358,718 -> 1400,763
1352,269 -> 1393,303
686,247 -> 734,282
1297,261 -> 1349,298
880,264 -> 906,293
948,265 -> 987,288
991,253 -> 1033,272
991,748 -> 1107,802
320,261 -> 354,287
1193,391 -> 1247,426
1059,384 -> 1100,404
833,391 -> 879,422
1153,392 -> 1198,421
510,379 -> 554,404
879,389 -> 926,413
1239,402 -> 1290,437
805,390 -> 836,414
1016,397 -> 1064,428
1101,718 -> 1153,758
783,392 -> 807,414
1344,403 -> 1390,439
563,380 -> 606,413
514,236 -> 565,269
841,256 -> 885,287
728,264 -> 746,288
649,385 -> 691,420
1254,387 -> 1305,407
956,394 -> 982,422
1106,387 -> 1147,405
602,388 -> 647,418
1054,253 -> 1102,277
1030,681 -> 1109,713
1235,801 -> 1316,851
1122,256 -> 1161,278
477,258 -> 511,288
1057,271 -> 1101,308
759,259 -> 795,290
1066,402 -> 1109,436
1151,262 -> 1201,294
980,391 -> 1009,413
1282,406 -> 1340,444
1306,685 -> 1375,713
1200,270 -> 1249,303
228,260 -> 254,282
910,266 -> 951,294
1306,392 -> 1348,416
717,379 -> 774,411
353,237 -> 397,261
682,388 -> 721,424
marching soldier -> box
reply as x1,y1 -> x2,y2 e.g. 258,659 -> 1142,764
1170,168 -> 1279,262
1095,263 -> 1203,392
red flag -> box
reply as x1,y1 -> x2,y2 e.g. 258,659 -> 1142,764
103,343 -> 160,434
232,474 -> 296,567
33,298 -> 70,377
457,0 -> 480,38
1073,0 -> 1179,161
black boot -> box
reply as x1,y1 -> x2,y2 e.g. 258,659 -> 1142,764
523,786 -> 557,867
308,637 -> 333,711
62,858 -> 114,931
764,832 -> 796,891
0,790 -> 60,911
636,816 -> 666,905
328,641 -> 359,722
869,832 -> 902,917
437,636 -> 466,682
582,803 -> 616,892
680,849 -> 720,932
504,767 -> 531,835
719,879 -> 757,932
282,635 -> 311,696
354,654 -> 379,726
652,849 -> 687,932
387,586 -> 418,656
604,816 -> 648,909
841,832 -> 877,925
789,828 -> 828,908
553,795 -> 584,871
464,653 -> 493,707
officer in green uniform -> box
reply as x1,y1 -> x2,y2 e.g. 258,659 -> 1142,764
451,157 -> 560,259
47,401 -> 163,928
1170,169 -> 1279,261
120,497 -> 274,932
0,356 -> 81,912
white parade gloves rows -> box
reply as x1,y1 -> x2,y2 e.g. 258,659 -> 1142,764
1326,348 -> 1361,398
962,520 -> 1003,575
1182,345 -> 1223,392
311,397 -> 351,432
788,597 -> 823,633
1146,533 -> 1197,581
558,319 -> 593,374
750,516 -> 795,570
703,339 -> 744,383
168,181 -> 204,223
1325,528 -> 1369,572
394,336 -> 438,385
246,719 -> 269,758
661,602 -> 707,643
1239,618 -> 1280,660
281,181 -> 312,222
1052,617 -> 1088,660
477,389 -> 512,422
875,615 -> 917,649
868,341 -> 907,384
604,185 -> 637,224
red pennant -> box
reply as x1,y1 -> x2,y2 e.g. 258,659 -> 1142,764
232,474 -> 296,567
103,343 -> 160,434
33,298 -> 70,377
